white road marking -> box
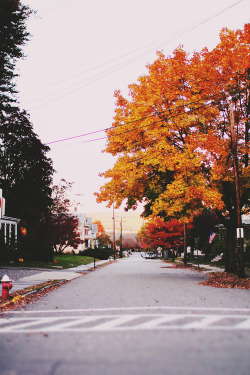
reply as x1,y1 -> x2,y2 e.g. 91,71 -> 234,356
4,306 -> 250,314
91,315 -> 140,331
2,317 -> 60,331
183,315 -> 223,329
233,318 -> 250,329
135,315 -> 183,329
1,313 -> 250,332
45,316 -> 103,331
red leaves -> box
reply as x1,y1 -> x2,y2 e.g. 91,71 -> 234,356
200,272 -> 250,289
173,263 -> 193,269
138,217 -> 186,249
51,213 -> 83,252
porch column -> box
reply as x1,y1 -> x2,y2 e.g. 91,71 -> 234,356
4,223 -> 7,244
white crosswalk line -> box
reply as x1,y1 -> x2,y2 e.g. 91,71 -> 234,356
234,318 -> 250,329
183,315 -> 222,329
136,314 -> 183,329
1,308 -> 250,332
91,315 -> 140,331
44,316 -> 103,331
1,317 -> 59,331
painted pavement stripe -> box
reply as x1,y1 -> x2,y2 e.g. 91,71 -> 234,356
4,306 -> 250,315
90,315 -> 142,331
1,317 -> 60,331
234,318 -> 250,329
1,313 -> 250,332
135,314 -> 184,329
44,316 -> 104,331
183,315 -> 223,329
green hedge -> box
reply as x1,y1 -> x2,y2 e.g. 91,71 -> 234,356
80,247 -> 113,260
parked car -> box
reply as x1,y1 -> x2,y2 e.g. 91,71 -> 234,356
145,252 -> 157,259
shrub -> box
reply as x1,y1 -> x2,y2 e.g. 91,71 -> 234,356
81,247 -> 113,260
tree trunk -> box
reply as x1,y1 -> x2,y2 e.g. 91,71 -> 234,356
224,221 -> 237,273
183,222 -> 187,264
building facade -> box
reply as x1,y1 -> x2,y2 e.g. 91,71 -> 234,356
70,209 -> 98,252
0,189 -> 20,246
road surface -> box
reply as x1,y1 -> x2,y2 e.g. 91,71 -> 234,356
0,253 -> 250,375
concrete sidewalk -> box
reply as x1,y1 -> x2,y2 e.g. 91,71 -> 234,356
199,264 -> 224,272
191,263 -> 224,273
174,259 -> 224,273
1,259 -> 112,295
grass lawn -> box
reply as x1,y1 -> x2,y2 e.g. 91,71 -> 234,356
0,254 -> 98,270
53,254 -> 98,269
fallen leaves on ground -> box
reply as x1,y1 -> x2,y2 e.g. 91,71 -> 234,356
0,260 -> 117,313
173,263 -> 193,269
88,259 -> 117,272
0,280 -> 69,313
199,272 -> 250,289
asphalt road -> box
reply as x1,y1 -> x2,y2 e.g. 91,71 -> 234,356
1,253 -> 250,375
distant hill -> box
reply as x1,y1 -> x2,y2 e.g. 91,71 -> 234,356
87,210 -> 145,234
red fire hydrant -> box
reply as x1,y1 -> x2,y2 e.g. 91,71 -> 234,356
1,274 -> 13,299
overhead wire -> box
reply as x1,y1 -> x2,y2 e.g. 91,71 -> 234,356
21,0 -> 244,110
73,103 -> 218,146
45,91 -> 228,146
21,40 -> 159,97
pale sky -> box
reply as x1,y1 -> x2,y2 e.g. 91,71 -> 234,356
16,0 -> 250,213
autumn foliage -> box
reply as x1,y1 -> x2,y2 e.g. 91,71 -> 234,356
93,220 -> 105,234
200,272 -> 250,289
51,213 -> 83,253
138,217 -> 185,250
96,24 -> 250,274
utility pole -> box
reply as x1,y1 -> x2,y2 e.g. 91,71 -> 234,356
183,222 -> 187,265
230,104 -> 245,278
112,203 -> 116,260
120,217 -> 123,258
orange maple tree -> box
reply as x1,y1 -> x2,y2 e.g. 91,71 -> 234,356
93,220 -> 105,235
96,24 -> 250,274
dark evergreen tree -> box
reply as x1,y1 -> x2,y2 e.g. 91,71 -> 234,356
0,110 -> 54,260
0,0 -> 33,112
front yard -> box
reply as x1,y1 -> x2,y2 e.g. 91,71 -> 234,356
0,254 -> 97,270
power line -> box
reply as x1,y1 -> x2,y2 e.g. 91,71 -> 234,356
45,91 -> 228,146
74,103 -> 215,146
21,0 -> 244,111
47,102 -> 223,150
21,41 -> 158,97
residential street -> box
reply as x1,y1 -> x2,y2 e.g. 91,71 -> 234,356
1,253 -> 250,375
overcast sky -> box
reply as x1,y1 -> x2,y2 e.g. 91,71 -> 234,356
16,0 -> 250,213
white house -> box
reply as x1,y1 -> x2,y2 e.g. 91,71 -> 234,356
71,208 -> 98,252
0,189 -> 20,245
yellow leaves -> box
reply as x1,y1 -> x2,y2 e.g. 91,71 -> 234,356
96,24 -> 250,220
12,295 -> 24,303
152,172 -> 224,219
